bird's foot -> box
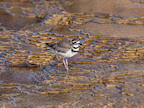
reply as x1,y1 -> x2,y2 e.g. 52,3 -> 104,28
64,70 -> 70,80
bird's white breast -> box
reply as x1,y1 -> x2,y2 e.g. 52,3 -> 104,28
58,49 -> 78,58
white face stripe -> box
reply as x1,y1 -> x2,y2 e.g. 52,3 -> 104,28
72,40 -> 81,45
72,39 -> 80,43
76,41 -> 80,43
73,44 -> 80,48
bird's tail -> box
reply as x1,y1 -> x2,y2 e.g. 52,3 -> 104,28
45,43 -> 55,48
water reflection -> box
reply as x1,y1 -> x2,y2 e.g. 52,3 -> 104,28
0,0 -> 144,107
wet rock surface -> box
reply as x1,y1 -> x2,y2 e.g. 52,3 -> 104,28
0,0 -> 144,108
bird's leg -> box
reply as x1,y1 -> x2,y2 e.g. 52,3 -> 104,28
65,58 -> 68,67
63,58 -> 69,71
63,58 -> 69,77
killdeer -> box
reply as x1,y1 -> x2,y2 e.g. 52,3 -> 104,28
44,38 -> 82,74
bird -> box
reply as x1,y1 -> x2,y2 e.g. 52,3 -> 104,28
44,38 -> 82,75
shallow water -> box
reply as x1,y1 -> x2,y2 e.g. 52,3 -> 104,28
0,0 -> 144,108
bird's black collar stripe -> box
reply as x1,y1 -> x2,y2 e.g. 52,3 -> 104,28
73,46 -> 79,49
71,49 -> 78,52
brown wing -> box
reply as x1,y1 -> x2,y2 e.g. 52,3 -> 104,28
45,39 -> 71,53
55,39 -> 71,53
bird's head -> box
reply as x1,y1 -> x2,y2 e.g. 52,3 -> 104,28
71,38 -> 82,52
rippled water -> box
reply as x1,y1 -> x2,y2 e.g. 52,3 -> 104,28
0,0 -> 144,108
